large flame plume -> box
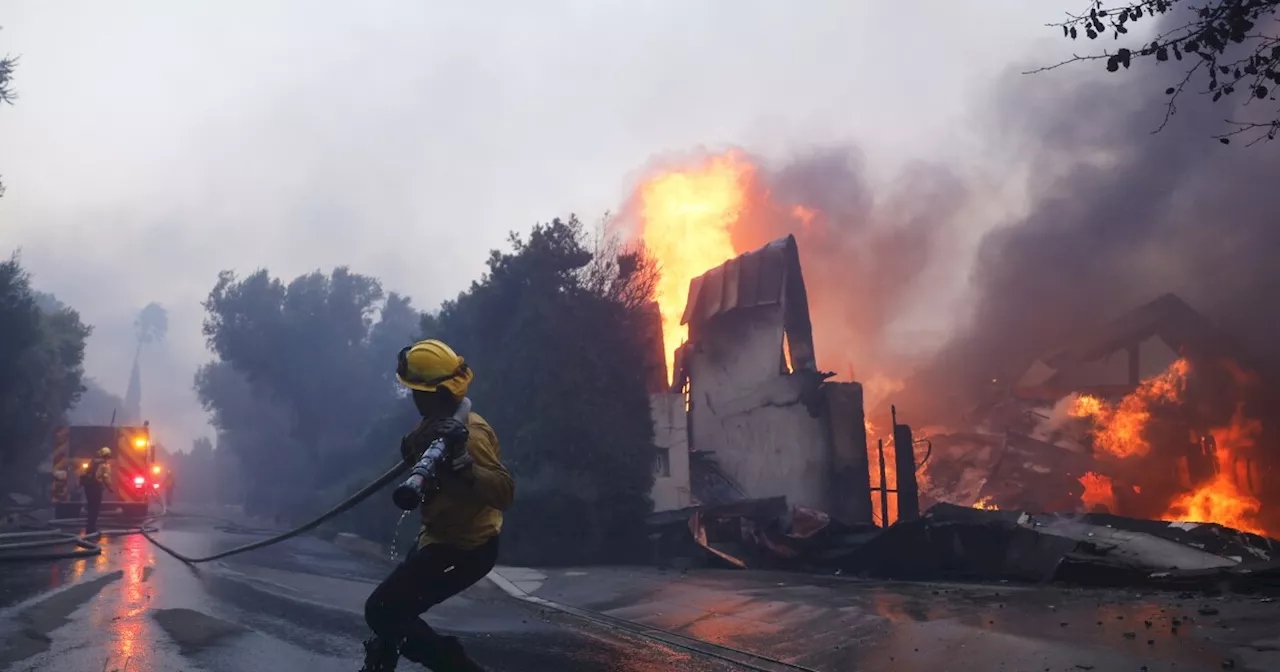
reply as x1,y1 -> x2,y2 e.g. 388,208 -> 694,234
636,154 -> 751,382
630,148 -> 949,403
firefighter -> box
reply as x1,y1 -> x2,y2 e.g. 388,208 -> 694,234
81,447 -> 112,535
163,469 -> 175,508
361,339 -> 514,672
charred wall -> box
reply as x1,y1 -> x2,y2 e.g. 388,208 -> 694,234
686,303 -> 835,512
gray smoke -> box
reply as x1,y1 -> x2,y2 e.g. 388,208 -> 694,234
913,27 -> 1280,421
722,146 -> 968,399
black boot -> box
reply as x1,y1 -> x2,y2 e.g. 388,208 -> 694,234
359,635 -> 400,672
402,635 -> 484,672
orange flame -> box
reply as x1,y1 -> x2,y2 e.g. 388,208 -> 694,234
1068,358 -> 1190,459
791,205 -> 816,231
1067,358 -> 1271,537
1163,406 -> 1265,535
1078,471 -> 1117,513
973,496 -> 999,511
638,154 -> 752,382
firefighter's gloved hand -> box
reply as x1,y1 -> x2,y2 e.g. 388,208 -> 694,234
429,417 -> 473,483
430,417 -> 469,450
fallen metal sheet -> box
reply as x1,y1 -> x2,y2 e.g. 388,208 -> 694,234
1028,515 -> 1238,571
846,505 -> 1076,583
652,497 -> 1280,592
843,504 -> 1280,591
1077,513 -> 1277,562
689,511 -> 748,569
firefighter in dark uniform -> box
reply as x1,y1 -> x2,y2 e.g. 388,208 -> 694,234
82,447 -> 112,535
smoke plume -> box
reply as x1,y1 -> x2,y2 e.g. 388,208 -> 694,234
916,31 -> 1280,422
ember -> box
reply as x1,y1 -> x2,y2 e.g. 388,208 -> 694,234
972,496 -> 999,511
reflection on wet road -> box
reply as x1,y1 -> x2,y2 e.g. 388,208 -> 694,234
5,513 -> 1279,671
0,514 -> 739,672
516,566 -> 1280,672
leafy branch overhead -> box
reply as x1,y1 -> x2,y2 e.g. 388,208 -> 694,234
1045,0 -> 1280,144
0,26 -> 16,197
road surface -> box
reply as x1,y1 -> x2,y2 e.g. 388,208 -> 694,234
0,512 -> 736,672
3,510 -> 1278,671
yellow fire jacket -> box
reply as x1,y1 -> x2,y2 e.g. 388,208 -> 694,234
87,459 -> 111,488
417,412 -> 514,550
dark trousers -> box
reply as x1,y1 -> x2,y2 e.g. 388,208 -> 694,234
364,536 -> 499,664
84,484 -> 103,533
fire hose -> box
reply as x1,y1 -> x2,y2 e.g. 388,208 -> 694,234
0,400 -> 471,565
0,462 -> 410,564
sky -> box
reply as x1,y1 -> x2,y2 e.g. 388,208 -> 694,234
1,1 -> 1083,452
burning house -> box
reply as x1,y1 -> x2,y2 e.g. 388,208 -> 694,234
647,235 -> 874,528
921,293 -> 1277,538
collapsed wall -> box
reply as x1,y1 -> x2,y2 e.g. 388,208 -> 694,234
651,235 -> 873,525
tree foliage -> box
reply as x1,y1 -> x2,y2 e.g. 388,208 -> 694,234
1047,1 -> 1280,143
0,26 -> 15,198
193,218 -> 662,565
196,267 -> 419,515
135,302 -> 168,346
194,218 -> 665,560
0,255 -> 90,490
169,436 -> 244,506
420,217 -> 659,564
67,379 -> 125,425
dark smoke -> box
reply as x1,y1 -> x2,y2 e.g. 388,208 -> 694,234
910,24 -> 1280,424
900,10 -> 1280,533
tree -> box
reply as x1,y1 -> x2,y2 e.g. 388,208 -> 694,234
196,267 -> 420,517
420,217 -> 659,564
1044,1 -> 1280,143
0,26 -> 16,198
169,436 -> 243,505
192,222 -> 663,564
67,379 -> 125,425
0,256 -> 90,490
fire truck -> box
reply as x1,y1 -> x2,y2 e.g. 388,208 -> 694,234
51,421 -> 163,520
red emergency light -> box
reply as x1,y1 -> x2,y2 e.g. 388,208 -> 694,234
133,476 -> 145,488
152,483 -> 160,489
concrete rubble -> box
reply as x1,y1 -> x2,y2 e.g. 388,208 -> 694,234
649,500 -> 1280,593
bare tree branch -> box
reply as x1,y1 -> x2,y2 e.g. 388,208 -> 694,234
1036,0 -> 1280,144
0,26 -> 17,197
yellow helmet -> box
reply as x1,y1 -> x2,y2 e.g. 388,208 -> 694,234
396,339 -> 473,401
98,447 -> 112,458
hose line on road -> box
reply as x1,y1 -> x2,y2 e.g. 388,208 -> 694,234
139,461 -> 406,564
0,508 -> 163,562
0,461 -> 407,565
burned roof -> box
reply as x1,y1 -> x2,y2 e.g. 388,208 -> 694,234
679,235 -> 816,370
1017,293 -> 1257,396
1041,293 -> 1222,369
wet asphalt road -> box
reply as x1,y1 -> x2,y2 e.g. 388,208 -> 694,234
6,512 -> 1280,672
0,513 -> 737,672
